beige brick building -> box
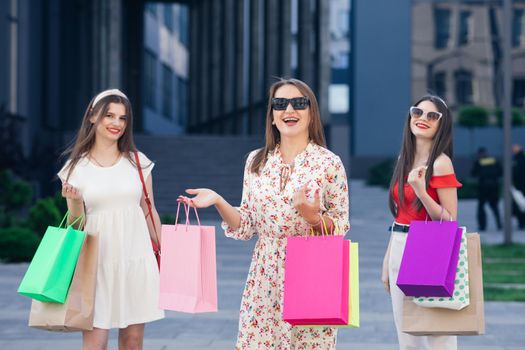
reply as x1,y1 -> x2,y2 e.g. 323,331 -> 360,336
412,0 -> 525,112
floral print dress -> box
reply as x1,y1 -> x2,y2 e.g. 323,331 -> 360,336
222,142 -> 350,350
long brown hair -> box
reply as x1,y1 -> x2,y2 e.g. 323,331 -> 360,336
61,93 -> 138,181
250,78 -> 326,174
388,95 -> 453,216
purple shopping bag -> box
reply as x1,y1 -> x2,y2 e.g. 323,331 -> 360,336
396,220 -> 462,297
283,235 -> 349,325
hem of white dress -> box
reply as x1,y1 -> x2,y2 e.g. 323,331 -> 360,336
93,312 -> 165,330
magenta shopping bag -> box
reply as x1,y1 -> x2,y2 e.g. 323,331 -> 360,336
396,220 -> 462,297
159,203 -> 217,313
283,235 -> 349,325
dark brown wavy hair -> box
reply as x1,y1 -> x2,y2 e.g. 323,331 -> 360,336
388,95 -> 453,216
61,93 -> 138,181
249,78 -> 326,174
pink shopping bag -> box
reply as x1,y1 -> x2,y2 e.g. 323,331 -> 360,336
299,241 -> 360,329
159,203 -> 217,313
396,220 -> 462,297
283,234 -> 349,325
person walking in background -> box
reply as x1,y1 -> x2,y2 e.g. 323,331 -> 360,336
512,144 -> 525,229
471,147 -> 502,231
59,89 -> 164,349
382,95 -> 461,350
179,78 -> 350,349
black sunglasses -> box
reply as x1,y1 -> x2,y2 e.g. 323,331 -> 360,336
409,106 -> 443,122
271,97 -> 310,111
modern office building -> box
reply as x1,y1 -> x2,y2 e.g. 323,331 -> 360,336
142,3 -> 189,134
0,0 -> 354,196
2,0 -> 523,188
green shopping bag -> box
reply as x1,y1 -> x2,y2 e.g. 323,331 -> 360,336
18,213 -> 86,303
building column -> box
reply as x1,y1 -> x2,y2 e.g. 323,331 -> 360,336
121,0 -> 143,129
264,0 -> 280,90
280,0 -> 292,78
317,0 -> 330,124
92,0 -> 123,91
249,0 -> 264,133
223,0 -> 235,122
234,0 -> 246,133
210,0 -> 224,132
297,0 -> 315,89
189,1 -> 202,130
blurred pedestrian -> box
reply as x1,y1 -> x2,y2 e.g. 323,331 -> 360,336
512,144 -> 525,229
471,147 -> 502,231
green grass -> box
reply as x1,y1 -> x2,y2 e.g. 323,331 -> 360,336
481,243 -> 525,301
482,243 -> 525,258
483,287 -> 525,302
483,264 -> 525,284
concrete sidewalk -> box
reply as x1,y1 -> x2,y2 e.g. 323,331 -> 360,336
1,180 -> 524,349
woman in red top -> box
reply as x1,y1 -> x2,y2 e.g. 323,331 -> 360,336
382,95 -> 462,350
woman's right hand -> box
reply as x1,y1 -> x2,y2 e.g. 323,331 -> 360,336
382,251 -> 390,294
181,188 -> 221,208
381,266 -> 390,294
62,183 -> 82,202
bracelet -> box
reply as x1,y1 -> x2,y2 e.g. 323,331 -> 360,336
308,213 -> 322,226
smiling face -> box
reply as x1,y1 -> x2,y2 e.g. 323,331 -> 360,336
272,84 -> 311,141
90,102 -> 127,142
409,100 -> 441,140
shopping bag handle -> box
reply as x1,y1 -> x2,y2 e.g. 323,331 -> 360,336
305,214 -> 329,238
59,211 -> 85,229
424,205 -> 451,224
324,214 -> 343,236
174,201 -> 202,230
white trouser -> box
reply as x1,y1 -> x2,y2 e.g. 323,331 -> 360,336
388,230 -> 458,350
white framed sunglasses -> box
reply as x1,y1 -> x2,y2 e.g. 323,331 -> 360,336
409,106 -> 443,121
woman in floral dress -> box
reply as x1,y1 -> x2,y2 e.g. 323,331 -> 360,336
181,78 -> 350,349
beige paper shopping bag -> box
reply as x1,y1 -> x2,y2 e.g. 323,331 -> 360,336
29,232 -> 98,332
402,233 -> 485,336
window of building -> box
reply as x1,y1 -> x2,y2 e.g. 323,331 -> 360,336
179,5 -> 189,46
143,50 -> 157,110
455,70 -> 473,105
513,9 -> 524,48
513,78 -> 525,107
177,77 -> 188,125
164,5 -> 174,32
145,3 -> 156,17
433,72 -> 447,98
458,11 -> 471,46
162,64 -> 173,119
434,8 -> 451,49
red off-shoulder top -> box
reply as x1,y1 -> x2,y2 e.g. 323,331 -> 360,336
392,174 -> 462,224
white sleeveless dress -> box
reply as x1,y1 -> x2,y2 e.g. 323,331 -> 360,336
58,152 -> 164,329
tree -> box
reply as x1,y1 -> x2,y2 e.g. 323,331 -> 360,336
457,106 -> 490,156
495,108 -> 525,127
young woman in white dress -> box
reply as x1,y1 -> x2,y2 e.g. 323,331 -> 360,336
58,89 -> 164,350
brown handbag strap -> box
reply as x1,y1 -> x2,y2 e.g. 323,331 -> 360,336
134,151 -> 160,251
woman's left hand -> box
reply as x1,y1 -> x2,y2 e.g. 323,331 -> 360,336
407,165 -> 427,197
293,184 -> 321,225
